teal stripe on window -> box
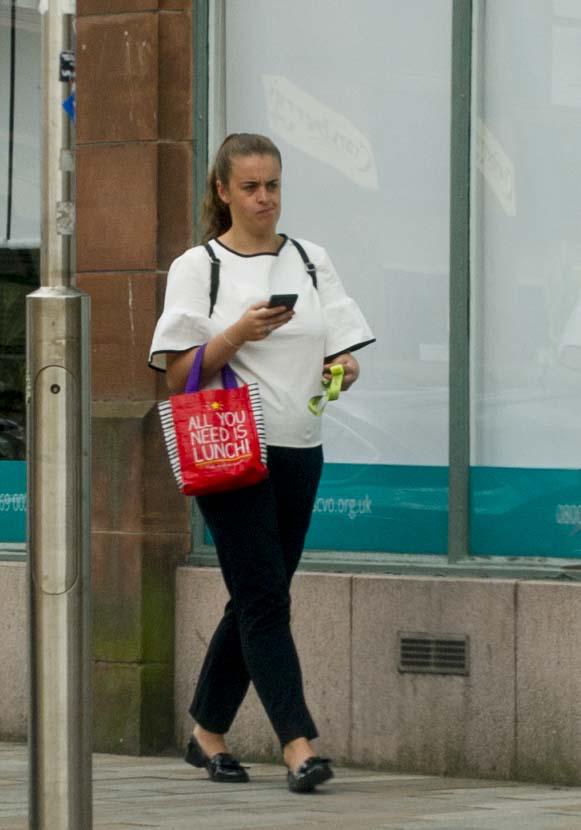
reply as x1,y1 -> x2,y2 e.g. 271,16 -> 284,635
305,464 -> 448,554
203,463 -> 450,554
203,463 -> 581,558
0,461 -> 26,543
471,467 -> 581,558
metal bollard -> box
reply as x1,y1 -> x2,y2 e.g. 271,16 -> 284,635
27,290 -> 92,829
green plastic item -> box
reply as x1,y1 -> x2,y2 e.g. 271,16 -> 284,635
308,364 -> 344,416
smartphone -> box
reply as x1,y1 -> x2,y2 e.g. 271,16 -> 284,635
268,293 -> 298,310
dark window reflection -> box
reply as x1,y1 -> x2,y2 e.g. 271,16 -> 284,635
0,248 -> 39,460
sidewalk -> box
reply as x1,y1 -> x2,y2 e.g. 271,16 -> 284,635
2,742 -> 581,829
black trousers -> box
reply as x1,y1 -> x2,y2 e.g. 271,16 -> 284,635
190,444 -> 323,748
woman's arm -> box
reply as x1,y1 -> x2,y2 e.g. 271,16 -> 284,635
166,338 -> 235,394
166,301 -> 294,393
313,246 -> 375,383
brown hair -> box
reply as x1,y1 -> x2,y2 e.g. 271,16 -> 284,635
200,133 -> 282,243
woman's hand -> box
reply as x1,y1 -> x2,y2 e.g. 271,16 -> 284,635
230,301 -> 294,343
323,353 -> 360,391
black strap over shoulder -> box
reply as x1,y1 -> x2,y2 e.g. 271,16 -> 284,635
289,238 -> 317,289
204,242 -> 221,317
204,237 -> 317,316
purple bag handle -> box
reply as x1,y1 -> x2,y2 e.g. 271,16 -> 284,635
184,343 -> 238,393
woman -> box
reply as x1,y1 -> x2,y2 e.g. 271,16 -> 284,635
149,133 -> 374,793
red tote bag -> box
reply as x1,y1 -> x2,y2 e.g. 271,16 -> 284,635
158,344 -> 268,496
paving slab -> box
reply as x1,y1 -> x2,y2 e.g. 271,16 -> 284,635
1,743 -> 581,829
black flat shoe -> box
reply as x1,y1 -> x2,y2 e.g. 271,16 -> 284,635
185,735 -> 249,783
287,756 -> 334,793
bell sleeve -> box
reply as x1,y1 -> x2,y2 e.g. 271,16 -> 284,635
148,249 -> 214,371
314,246 -> 376,360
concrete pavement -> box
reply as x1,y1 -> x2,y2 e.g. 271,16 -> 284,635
2,742 -> 581,829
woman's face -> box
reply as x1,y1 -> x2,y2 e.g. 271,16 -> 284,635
217,153 -> 282,238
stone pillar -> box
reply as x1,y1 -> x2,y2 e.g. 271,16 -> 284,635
76,0 -> 194,754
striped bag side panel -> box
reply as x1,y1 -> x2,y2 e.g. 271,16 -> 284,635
247,382 -> 267,466
158,400 -> 184,490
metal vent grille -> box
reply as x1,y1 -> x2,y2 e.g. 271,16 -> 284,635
398,632 -> 469,676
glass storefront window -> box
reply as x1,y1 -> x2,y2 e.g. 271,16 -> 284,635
0,1 -> 41,544
471,0 -> 581,556
220,0 -> 453,553
0,250 -> 37,462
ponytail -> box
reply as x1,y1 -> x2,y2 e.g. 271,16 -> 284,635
200,167 -> 231,243
200,133 -> 282,244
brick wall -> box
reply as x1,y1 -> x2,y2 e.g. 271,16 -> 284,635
76,0 -> 194,753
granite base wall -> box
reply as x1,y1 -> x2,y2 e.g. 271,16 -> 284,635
0,563 -> 27,740
3,560 -> 581,785
175,568 -> 581,785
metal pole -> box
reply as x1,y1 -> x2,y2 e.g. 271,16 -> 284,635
448,0 -> 473,563
27,2 -> 92,828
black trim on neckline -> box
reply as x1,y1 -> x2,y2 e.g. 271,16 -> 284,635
214,234 -> 289,258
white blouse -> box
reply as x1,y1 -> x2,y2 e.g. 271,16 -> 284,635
149,236 -> 375,448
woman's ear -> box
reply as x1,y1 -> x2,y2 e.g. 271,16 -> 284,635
216,179 -> 230,205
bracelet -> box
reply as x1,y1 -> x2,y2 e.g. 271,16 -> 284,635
222,330 -> 241,349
